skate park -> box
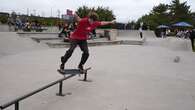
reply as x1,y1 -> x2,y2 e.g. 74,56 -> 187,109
1,0 -> 195,109
0,27 -> 195,110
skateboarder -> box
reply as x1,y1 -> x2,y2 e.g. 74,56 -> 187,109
60,11 -> 115,71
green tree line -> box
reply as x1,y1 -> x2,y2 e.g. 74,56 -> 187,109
0,6 -> 115,28
76,6 -> 115,29
133,0 -> 195,30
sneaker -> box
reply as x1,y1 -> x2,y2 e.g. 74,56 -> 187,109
58,68 -> 65,73
78,64 -> 84,71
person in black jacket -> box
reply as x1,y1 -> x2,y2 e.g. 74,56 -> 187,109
189,29 -> 195,51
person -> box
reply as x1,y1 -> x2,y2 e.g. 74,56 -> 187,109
58,23 -> 69,38
15,16 -> 22,31
91,29 -> 96,39
189,29 -> 195,51
59,11 -> 115,71
7,17 -> 14,31
58,22 -> 62,31
24,20 -> 31,32
160,31 -> 165,38
139,27 -> 143,38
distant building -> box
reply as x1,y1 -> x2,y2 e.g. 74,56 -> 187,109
0,12 -> 9,24
0,12 -> 9,17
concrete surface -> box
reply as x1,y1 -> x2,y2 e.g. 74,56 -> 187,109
117,30 -> 156,38
144,37 -> 192,52
0,32 -> 48,58
0,32 -> 195,110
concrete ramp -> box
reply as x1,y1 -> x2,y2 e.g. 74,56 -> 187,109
145,37 -> 192,52
0,32 -> 48,57
118,30 -> 156,38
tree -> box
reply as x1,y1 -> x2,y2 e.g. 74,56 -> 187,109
135,0 -> 194,30
135,3 -> 170,30
169,0 -> 192,23
96,6 -> 115,21
75,6 -> 115,28
192,12 -> 195,25
151,3 -> 170,24
76,6 -> 90,18
76,6 -> 115,21
127,20 -> 136,30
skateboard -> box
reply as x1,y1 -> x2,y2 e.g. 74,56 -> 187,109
57,67 -> 91,81
57,67 -> 91,75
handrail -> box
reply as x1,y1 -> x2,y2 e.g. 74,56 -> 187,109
0,73 -> 78,110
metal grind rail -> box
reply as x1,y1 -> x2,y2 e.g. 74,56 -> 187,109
0,72 -> 89,110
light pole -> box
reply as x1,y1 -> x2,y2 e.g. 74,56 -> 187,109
57,9 -> 60,18
50,8 -> 53,17
33,9 -> 36,16
27,8 -> 29,16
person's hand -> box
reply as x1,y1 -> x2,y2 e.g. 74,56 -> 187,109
111,20 -> 116,24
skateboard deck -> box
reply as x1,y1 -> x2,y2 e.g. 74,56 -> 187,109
57,67 -> 91,75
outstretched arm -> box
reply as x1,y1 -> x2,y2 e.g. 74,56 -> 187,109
100,20 -> 116,26
86,20 -> 116,32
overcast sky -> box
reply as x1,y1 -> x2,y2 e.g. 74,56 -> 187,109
0,0 -> 195,22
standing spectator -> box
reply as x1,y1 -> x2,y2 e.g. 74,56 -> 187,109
161,31 -> 165,38
15,16 -> 22,31
7,17 -> 14,31
185,30 -> 191,39
189,29 -> 195,51
139,27 -> 143,38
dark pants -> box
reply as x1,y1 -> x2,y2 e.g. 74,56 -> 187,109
61,40 -> 89,66
140,32 -> 143,38
190,37 -> 194,51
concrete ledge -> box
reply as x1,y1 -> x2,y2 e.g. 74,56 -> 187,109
46,40 -> 144,48
120,40 -> 143,45
17,32 -> 59,34
31,37 -> 60,43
